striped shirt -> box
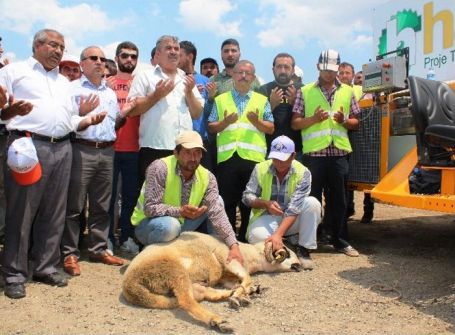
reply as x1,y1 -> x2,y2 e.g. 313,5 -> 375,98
143,159 -> 237,247
292,79 -> 360,157
242,162 -> 312,218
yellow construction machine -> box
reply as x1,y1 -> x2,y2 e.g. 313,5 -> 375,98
348,48 -> 455,214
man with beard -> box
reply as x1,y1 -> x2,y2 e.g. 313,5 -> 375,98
128,35 -> 204,189
0,29 -> 107,298
291,49 -> 360,257
62,46 -> 136,276
107,41 -> 141,254
200,57 -> 219,78
130,130 -> 243,264
259,53 -> 303,156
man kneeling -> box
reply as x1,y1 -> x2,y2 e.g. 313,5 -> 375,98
242,136 -> 321,270
131,130 -> 243,264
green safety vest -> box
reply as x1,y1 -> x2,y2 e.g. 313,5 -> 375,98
301,82 -> 353,154
130,155 -> 209,226
215,91 -> 268,164
353,85 -> 363,101
246,160 -> 306,237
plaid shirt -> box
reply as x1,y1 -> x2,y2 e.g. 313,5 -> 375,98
292,79 -> 360,157
242,162 -> 312,218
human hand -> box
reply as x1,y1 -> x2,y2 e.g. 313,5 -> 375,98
227,243 -> 244,265
89,111 -> 107,125
0,86 -> 7,109
285,85 -> 297,105
206,82 -> 217,101
224,110 -> 238,125
184,74 -> 196,95
246,109 -> 259,125
180,204 -> 207,219
333,106 -> 345,123
266,233 -> 284,252
313,106 -> 329,123
121,97 -> 137,117
270,87 -> 283,108
266,200 -> 284,216
154,79 -> 175,100
79,94 -> 100,116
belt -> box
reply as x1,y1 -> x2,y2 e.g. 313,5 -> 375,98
72,138 -> 115,149
10,130 -> 70,143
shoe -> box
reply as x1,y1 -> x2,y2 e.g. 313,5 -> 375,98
63,255 -> 81,276
295,246 -> 314,270
4,283 -> 26,299
120,237 -> 139,255
360,212 -> 373,224
337,245 -> 359,257
346,208 -> 355,218
107,239 -> 114,252
32,272 -> 68,287
89,250 -> 125,266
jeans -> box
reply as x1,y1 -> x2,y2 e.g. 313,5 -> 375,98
247,196 -> 321,249
109,152 -> 139,245
135,214 -> 210,246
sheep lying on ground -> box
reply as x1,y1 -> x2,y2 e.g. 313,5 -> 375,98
122,231 -> 301,333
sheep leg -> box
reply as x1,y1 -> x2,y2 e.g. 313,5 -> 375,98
192,283 -> 234,302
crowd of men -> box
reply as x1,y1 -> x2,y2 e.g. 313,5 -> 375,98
0,28 -> 371,299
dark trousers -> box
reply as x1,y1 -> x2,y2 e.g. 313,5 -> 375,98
346,191 -> 374,215
62,144 -> 114,258
217,153 -> 256,242
302,155 -> 350,249
2,137 -> 72,284
109,151 -> 139,245
138,147 -> 173,191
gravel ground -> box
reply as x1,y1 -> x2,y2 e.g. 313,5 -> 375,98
0,192 -> 454,335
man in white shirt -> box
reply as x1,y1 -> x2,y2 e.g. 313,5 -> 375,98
0,29 -> 105,299
61,46 -> 134,277
128,35 -> 204,187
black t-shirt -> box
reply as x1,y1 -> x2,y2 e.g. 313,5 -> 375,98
258,81 -> 303,153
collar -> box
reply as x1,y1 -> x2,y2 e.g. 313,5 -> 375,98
28,57 -> 60,75
175,162 -> 198,183
232,87 -> 252,99
315,77 -> 342,89
153,65 -> 186,79
80,74 -> 107,89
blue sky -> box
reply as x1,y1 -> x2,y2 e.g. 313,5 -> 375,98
0,0 -> 390,83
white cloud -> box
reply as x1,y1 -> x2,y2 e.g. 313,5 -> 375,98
0,0 -> 111,38
178,0 -> 242,37
256,0 -> 389,49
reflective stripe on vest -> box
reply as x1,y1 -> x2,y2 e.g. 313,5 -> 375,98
130,155 -> 209,226
246,160 -> 306,238
301,82 -> 353,154
215,91 -> 268,164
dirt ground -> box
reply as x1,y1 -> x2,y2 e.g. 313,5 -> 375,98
0,191 -> 454,335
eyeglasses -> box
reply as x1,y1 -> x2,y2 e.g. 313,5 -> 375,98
82,55 -> 107,63
233,70 -> 254,77
46,41 -> 65,52
119,53 -> 138,60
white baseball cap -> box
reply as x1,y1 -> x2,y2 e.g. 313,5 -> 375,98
268,136 -> 295,161
7,137 -> 42,186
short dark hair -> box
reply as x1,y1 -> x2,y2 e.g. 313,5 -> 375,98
221,38 -> 239,50
115,41 -> 138,56
273,53 -> 295,67
200,57 -> 218,67
105,59 -> 117,76
339,62 -> 354,73
179,41 -> 197,66
151,47 -> 156,59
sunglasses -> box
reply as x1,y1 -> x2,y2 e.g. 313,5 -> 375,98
82,55 -> 107,63
119,53 -> 138,60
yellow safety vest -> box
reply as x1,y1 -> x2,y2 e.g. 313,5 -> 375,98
246,160 -> 306,237
353,85 -> 363,101
130,155 -> 209,225
215,91 -> 268,164
301,82 -> 353,154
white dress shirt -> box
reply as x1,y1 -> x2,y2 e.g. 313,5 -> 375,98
0,57 -> 81,137
128,65 -> 204,150
71,75 -> 119,142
